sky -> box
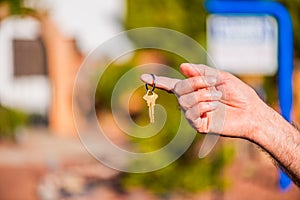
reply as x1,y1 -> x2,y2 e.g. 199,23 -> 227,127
28,0 -> 127,54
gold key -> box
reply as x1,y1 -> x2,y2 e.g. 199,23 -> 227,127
143,74 -> 157,123
143,90 -> 158,123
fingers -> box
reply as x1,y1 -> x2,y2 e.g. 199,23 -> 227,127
189,117 -> 209,133
177,64 -> 221,133
185,101 -> 218,121
141,64 -> 222,134
180,63 -> 219,77
178,89 -> 222,110
140,74 -> 180,92
141,73 -> 218,96
174,76 -> 217,96
184,101 -> 220,133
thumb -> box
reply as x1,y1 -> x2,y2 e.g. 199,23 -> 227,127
180,63 -> 219,77
140,74 -> 180,93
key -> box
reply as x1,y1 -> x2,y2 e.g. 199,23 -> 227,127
143,90 -> 158,123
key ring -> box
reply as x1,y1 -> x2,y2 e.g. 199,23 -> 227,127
145,74 -> 156,92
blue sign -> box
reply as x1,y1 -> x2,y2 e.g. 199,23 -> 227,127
205,0 -> 294,191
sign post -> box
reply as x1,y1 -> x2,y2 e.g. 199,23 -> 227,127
205,0 -> 294,190
207,15 -> 278,75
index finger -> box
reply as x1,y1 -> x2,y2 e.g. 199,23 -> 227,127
180,63 -> 219,77
173,75 -> 217,96
140,74 -> 181,93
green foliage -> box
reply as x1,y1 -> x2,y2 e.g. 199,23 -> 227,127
5,0 -> 23,14
125,0 -> 300,56
125,0 -> 207,46
0,104 -> 28,139
95,50 -> 186,112
95,62 -> 133,111
276,0 -> 300,56
121,142 -> 234,195
0,0 -> 35,17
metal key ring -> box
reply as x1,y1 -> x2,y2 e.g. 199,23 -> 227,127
145,74 -> 156,92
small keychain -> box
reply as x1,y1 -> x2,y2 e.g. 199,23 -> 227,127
143,74 -> 158,123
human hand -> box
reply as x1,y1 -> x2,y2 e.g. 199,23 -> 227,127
140,63 -> 268,139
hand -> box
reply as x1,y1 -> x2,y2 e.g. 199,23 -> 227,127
140,63 -> 268,139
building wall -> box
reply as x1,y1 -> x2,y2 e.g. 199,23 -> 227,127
0,16 -> 50,114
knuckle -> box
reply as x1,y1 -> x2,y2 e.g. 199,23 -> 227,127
195,119 -> 208,133
184,109 -> 192,120
193,77 -> 205,89
205,91 -> 213,101
196,103 -> 203,113
173,81 -> 181,95
184,78 -> 195,91
190,77 -> 199,90
194,90 -> 203,101
178,96 -> 186,109
192,118 -> 203,131
177,95 -> 183,103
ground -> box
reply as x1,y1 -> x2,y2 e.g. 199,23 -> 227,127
0,127 -> 299,200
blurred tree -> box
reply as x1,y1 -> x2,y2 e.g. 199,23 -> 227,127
0,0 -> 34,19
0,0 -> 32,138
277,0 -> 300,56
1,0 -> 23,14
125,0 -> 300,56
0,104 -> 28,139
125,0 -> 207,46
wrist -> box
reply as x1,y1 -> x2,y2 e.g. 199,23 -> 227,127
247,102 -> 279,145
248,102 -> 300,183
249,103 -> 295,154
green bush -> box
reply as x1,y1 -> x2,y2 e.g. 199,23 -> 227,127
121,141 -> 234,195
0,104 -> 28,139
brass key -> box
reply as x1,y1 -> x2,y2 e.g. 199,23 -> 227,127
143,90 -> 158,123
143,74 -> 157,123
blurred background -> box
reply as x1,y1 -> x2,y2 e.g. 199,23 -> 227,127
0,0 -> 300,199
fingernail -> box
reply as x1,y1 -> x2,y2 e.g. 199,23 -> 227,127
211,91 -> 222,99
181,63 -> 190,65
140,74 -> 152,83
204,76 -> 217,86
